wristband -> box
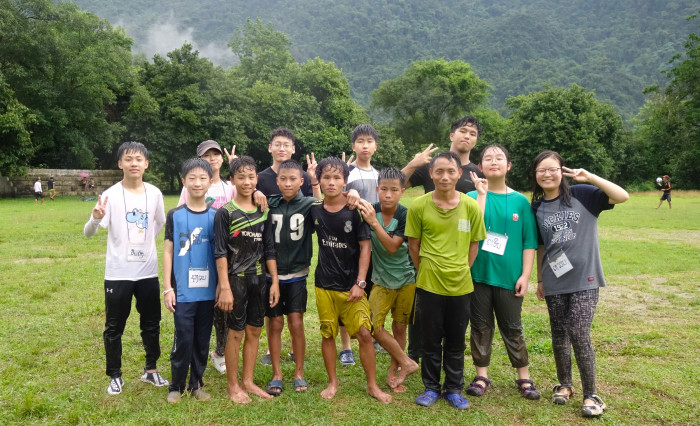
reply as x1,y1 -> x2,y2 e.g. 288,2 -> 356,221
163,288 -> 174,295
311,183 -> 320,188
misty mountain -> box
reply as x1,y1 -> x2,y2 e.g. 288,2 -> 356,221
71,0 -> 697,119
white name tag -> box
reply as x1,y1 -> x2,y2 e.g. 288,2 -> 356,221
548,249 -> 573,278
188,268 -> 210,288
481,231 -> 508,256
127,244 -> 147,262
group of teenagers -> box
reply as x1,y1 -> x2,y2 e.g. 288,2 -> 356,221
84,115 -> 628,418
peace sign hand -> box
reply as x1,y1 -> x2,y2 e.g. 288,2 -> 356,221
562,166 -> 592,183
341,152 -> 355,166
306,153 -> 319,184
92,195 -> 108,220
223,145 -> 237,163
407,143 -> 439,169
470,171 -> 488,195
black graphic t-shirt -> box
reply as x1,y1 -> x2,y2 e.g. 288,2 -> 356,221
310,202 -> 370,291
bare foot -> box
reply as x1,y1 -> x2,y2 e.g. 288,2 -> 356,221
242,382 -> 274,400
320,383 -> 338,400
391,384 -> 407,393
367,386 -> 392,404
393,359 -> 419,389
228,385 -> 252,404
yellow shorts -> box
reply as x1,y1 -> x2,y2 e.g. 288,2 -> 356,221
369,283 -> 416,328
315,287 -> 372,339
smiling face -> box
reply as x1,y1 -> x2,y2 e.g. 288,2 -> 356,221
377,178 -> 404,210
230,166 -> 258,197
319,164 -> 346,199
429,156 -> 462,192
449,123 -> 479,155
534,156 -> 563,197
182,167 -> 212,199
352,134 -> 377,163
479,146 -> 511,179
118,150 -> 149,180
200,148 -> 223,174
276,167 -> 304,201
269,136 -> 295,164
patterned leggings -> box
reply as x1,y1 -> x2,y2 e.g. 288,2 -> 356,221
545,288 -> 599,397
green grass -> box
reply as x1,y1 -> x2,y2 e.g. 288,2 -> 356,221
1,190 -> 699,424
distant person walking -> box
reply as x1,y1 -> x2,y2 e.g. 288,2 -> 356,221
33,178 -> 44,205
48,177 -> 56,200
655,175 -> 671,209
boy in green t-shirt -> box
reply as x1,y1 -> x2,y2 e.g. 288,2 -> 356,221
405,152 -> 486,410
357,168 -> 419,393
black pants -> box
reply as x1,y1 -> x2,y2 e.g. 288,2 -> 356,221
104,278 -> 161,378
415,288 -> 471,395
169,300 -> 215,393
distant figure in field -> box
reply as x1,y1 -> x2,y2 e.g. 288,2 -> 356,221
33,177 -> 44,205
655,175 -> 671,209
48,177 -> 56,200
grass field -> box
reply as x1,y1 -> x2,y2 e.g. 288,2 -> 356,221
0,189 -> 698,425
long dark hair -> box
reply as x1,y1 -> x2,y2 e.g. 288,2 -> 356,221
530,150 -> 571,206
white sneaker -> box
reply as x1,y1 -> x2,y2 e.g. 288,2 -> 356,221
140,370 -> 169,387
107,377 -> 124,395
210,351 -> 226,374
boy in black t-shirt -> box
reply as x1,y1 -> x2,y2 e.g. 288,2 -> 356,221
311,157 -> 392,403
214,156 -> 280,404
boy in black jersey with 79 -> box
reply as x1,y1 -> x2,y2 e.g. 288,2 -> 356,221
214,156 -> 280,404
310,157 -> 392,403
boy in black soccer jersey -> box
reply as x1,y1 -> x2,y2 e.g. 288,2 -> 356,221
311,157 -> 392,403
214,156 -> 280,404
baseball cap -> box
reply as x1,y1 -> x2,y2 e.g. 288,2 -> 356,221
197,140 -> 223,157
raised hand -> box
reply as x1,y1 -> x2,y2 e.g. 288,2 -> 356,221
562,166 -> 592,183
341,152 -> 355,166
407,143 -> 439,168
92,195 -> 108,220
306,153 -> 319,183
470,171 -> 488,195
223,145 -> 237,163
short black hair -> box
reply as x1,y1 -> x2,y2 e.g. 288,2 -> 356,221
117,141 -> 149,161
181,158 -> 213,179
479,144 -> 510,163
316,157 -> 349,183
429,151 -> 461,169
278,159 -> 303,175
229,155 -> 257,176
377,167 -> 406,187
450,115 -> 482,136
269,127 -> 296,144
351,124 -> 378,144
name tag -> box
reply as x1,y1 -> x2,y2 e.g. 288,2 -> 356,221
127,244 -> 147,262
481,231 -> 507,256
548,248 -> 573,278
188,268 -> 210,288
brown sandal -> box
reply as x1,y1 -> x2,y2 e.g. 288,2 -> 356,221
552,384 -> 574,405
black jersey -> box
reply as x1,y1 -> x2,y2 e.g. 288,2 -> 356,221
257,166 -> 314,197
267,192 -> 317,276
214,200 -> 275,276
310,202 -> 370,292
409,161 -> 484,193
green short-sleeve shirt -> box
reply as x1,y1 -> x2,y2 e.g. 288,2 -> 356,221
467,190 -> 538,290
405,192 -> 486,296
369,202 -> 416,289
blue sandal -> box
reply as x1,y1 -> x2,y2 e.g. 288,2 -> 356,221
443,393 -> 470,410
293,378 -> 308,393
266,379 -> 283,396
415,390 -> 440,407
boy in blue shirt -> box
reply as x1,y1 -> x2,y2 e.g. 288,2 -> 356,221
163,158 -> 225,403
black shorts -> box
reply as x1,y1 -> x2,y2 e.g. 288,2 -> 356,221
660,192 -> 671,201
266,278 -> 308,318
226,274 -> 267,331
34,191 -> 44,200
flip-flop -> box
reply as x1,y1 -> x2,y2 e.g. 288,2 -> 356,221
293,378 -> 308,393
266,379 -> 283,396
443,393 -> 470,410
415,390 -> 440,407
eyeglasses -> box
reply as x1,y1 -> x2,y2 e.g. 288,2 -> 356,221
271,143 -> 293,149
535,167 -> 561,175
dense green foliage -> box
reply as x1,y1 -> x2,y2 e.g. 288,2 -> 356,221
71,0 -> 697,119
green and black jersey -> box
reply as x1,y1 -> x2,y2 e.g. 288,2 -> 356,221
214,200 -> 275,276
267,192 -> 317,277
